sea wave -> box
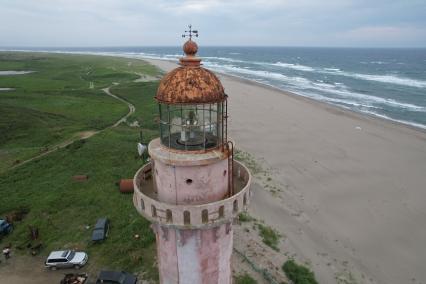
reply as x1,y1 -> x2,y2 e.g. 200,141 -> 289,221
203,56 -> 246,64
267,61 -> 426,89
361,111 -> 426,129
204,62 -> 426,112
348,73 -> 426,88
126,52 -> 426,89
271,62 -> 315,72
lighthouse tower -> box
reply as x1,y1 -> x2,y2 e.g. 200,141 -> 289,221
133,27 -> 251,284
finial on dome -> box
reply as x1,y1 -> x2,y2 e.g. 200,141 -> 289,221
180,25 -> 201,66
183,40 -> 198,56
182,24 -> 199,56
182,24 -> 198,41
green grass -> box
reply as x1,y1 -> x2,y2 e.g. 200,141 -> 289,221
235,273 -> 257,284
282,260 -> 318,284
257,223 -> 280,251
110,81 -> 159,134
0,52 -> 159,173
0,52 -> 162,281
238,212 -> 254,222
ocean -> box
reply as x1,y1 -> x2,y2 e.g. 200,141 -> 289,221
6,46 -> 426,129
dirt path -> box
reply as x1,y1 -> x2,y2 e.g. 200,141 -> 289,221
0,255 -> 68,284
133,73 -> 160,83
9,85 -> 135,171
102,86 -> 135,127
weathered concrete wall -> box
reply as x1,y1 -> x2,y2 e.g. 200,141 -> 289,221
154,159 -> 229,205
154,223 -> 233,284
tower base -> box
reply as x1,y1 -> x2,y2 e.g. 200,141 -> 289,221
153,223 -> 233,284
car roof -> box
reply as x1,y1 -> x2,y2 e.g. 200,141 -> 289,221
48,250 -> 69,259
92,230 -> 105,240
98,271 -> 136,284
94,218 -> 108,228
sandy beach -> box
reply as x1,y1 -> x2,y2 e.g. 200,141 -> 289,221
144,58 -> 426,284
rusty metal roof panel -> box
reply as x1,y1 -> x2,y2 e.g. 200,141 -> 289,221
156,66 -> 225,104
155,38 -> 225,104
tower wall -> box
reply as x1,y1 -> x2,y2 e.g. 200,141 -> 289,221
154,158 -> 229,205
154,223 -> 233,284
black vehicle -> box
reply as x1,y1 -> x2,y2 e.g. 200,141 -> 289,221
0,219 -> 13,236
91,218 -> 109,242
95,271 -> 137,284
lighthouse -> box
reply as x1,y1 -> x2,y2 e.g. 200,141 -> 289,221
133,27 -> 251,284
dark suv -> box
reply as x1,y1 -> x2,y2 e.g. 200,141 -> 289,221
0,219 -> 13,236
95,271 -> 137,284
91,218 -> 109,242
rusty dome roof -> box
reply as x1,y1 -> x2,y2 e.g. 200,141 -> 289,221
155,39 -> 225,104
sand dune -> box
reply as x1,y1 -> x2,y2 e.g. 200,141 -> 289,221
145,58 -> 426,284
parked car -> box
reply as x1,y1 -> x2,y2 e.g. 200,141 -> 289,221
91,218 -> 109,242
0,219 -> 13,236
45,250 -> 88,270
95,271 -> 137,284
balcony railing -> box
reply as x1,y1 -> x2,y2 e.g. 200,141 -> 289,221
133,160 -> 251,229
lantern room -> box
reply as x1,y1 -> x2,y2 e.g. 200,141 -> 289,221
155,38 -> 228,151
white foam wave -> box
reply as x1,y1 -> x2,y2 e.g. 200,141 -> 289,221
204,62 -> 426,113
324,68 -> 341,72
349,73 -> 426,88
362,111 -> 426,129
266,61 -> 426,89
272,62 -> 315,72
203,56 -> 245,63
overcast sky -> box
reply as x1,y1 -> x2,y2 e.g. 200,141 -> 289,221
1,0 -> 426,47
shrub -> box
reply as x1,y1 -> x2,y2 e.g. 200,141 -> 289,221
282,259 -> 318,284
238,212 -> 254,222
235,273 -> 257,284
258,224 -> 280,251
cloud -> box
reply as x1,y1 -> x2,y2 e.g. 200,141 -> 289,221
0,0 -> 425,47
340,26 -> 426,46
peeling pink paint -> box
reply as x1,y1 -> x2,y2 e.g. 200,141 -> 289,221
133,153 -> 251,284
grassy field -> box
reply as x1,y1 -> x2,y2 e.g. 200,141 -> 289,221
0,52 -> 158,173
0,52 -> 161,281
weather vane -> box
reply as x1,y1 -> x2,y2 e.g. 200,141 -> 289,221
182,24 -> 198,40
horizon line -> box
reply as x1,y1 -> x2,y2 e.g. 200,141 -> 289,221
1,45 -> 426,49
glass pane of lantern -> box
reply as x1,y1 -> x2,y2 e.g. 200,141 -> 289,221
158,103 -> 224,151
160,121 -> 170,147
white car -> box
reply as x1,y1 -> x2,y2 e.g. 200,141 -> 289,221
45,250 -> 88,270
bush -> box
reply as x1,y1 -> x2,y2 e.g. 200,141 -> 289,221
258,224 -> 280,251
235,273 -> 257,284
282,259 -> 318,284
238,212 -> 254,222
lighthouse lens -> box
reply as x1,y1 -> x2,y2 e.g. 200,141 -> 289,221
159,103 -> 223,150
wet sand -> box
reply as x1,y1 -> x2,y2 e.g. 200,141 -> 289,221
145,58 -> 426,284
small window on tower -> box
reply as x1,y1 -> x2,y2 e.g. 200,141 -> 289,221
233,200 -> 238,213
184,210 -> 191,225
166,209 -> 173,223
202,209 -> 209,224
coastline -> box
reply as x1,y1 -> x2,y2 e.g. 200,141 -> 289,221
1,49 -> 424,132
2,50 -> 426,283
145,57 -> 426,284
145,57 -> 426,133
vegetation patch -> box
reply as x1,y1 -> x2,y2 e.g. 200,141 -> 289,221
238,212 -> 255,222
282,259 -> 318,284
0,52 -> 159,173
235,273 -> 257,284
0,52 -> 162,281
234,149 -> 263,175
257,223 -> 280,251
